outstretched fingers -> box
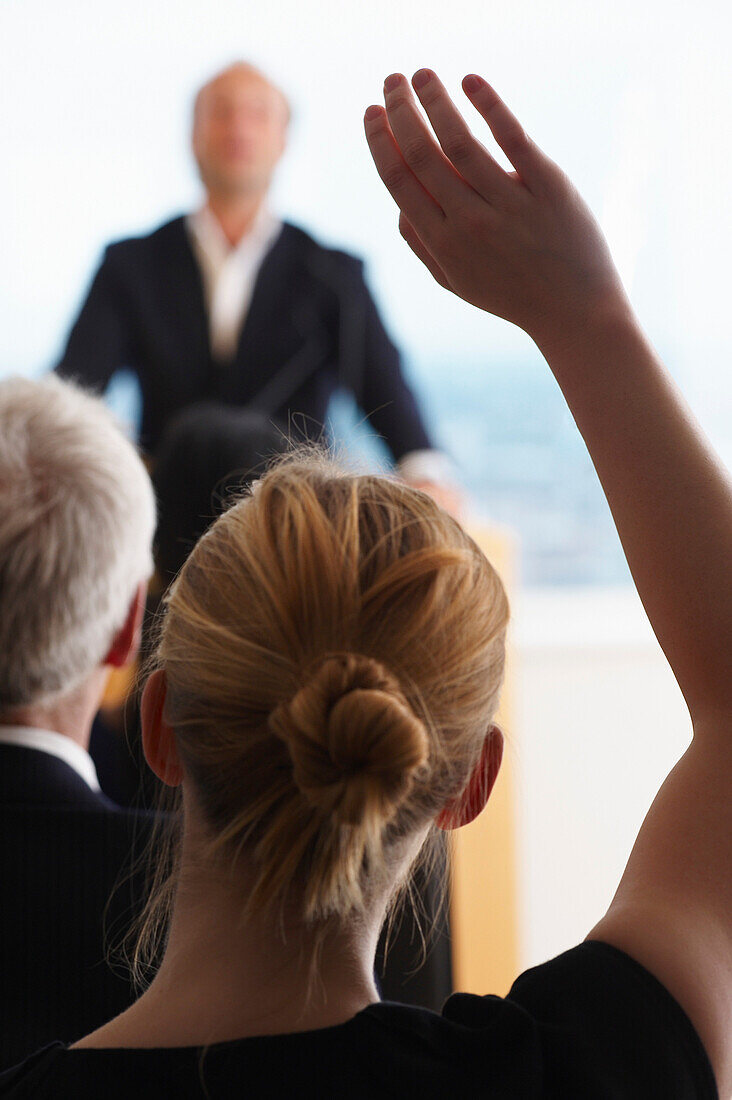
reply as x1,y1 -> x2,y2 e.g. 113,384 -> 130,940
461,75 -> 549,195
380,73 -> 473,213
364,102 -> 445,249
410,69 -> 513,202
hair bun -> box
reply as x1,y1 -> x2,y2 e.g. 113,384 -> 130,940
268,654 -> 428,827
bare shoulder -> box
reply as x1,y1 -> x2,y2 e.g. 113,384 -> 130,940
588,723 -> 732,1097
69,1007 -> 150,1050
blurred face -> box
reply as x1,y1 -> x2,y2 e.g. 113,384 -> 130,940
192,67 -> 289,199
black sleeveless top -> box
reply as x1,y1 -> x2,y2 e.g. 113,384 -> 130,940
0,942 -> 717,1098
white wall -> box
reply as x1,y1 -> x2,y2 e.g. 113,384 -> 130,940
512,587 -> 692,968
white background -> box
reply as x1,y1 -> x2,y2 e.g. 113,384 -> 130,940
513,587 -> 692,968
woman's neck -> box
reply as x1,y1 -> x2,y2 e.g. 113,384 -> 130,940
73,848 -> 384,1049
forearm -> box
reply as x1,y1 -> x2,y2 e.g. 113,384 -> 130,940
364,70 -> 732,716
535,301 -> 732,720
56,251 -> 130,389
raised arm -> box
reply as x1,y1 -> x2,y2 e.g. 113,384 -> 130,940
365,71 -> 732,1094
364,71 -> 731,722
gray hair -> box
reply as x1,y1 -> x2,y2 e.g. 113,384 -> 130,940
0,375 -> 156,708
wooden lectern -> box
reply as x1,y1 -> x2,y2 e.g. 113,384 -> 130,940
449,526 -> 519,997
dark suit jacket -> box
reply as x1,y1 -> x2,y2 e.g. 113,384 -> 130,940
0,745 -> 154,1069
56,218 -> 433,459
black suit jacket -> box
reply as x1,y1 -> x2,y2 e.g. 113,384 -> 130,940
0,745 -> 154,1069
56,217 -> 432,459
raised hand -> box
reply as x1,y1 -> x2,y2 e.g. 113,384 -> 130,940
364,71 -> 628,348
365,68 -> 732,1099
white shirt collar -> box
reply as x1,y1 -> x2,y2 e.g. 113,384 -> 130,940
186,204 -> 283,362
0,725 -> 101,792
187,203 -> 282,265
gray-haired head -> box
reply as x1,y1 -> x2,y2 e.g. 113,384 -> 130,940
0,374 -> 156,709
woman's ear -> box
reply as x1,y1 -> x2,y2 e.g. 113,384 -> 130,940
140,669 -> 183,787
435,725 -> 504,831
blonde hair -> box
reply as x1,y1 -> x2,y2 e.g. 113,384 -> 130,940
0,375 -> 155,708
132,453 -> 507,981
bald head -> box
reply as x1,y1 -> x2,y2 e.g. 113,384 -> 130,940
192,63 -> 290,201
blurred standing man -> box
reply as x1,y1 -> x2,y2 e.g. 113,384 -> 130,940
56,62 -> 454,498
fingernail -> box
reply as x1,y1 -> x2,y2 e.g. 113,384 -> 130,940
412,68 -> 432,90
364,105 -> 382,122
463,74 -> 482,93
384,73 -> 402,94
